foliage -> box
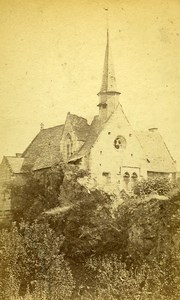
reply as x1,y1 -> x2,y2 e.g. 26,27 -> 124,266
8,163 -> 89,223
0,222 -> 74,300
2,165 -> 180,299
0,223 -> 24,299
8,166 -> 62,222
44,186 -> 117,261
133,177 -> 176,197
80,255 -> 168,300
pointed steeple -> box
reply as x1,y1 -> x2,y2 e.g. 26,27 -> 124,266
98,29 -> 120,96
97,28 -> 120,122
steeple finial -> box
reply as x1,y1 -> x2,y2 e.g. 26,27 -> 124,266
104,7 -> 109,34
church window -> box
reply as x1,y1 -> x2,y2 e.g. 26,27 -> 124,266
123,172 -> 130,179
102,172 -> 111,184
102,103 -> 107,108
3,192 -> 6,201
123,172 -> 130,190
114,136 -> 126,149
131,172 -> 138,188
131,172 -> 138,180
67,144 -> 70,157
66,133 -> 73,158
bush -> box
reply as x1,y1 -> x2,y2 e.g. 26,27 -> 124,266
2,165 -> 180,299
80,255 -> 169,300
23,255 -> 75,300
0,222 -> 75,300
133,177 -> 175,197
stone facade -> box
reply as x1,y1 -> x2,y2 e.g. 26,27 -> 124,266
0,158 -> 12,214
60,113 -> 85,161
67,30 -> 176,190
0,29 -> 177,220
87,105 -> 147,190
0,156 -> 26,221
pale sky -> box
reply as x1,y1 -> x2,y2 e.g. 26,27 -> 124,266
0,0 -> 180,169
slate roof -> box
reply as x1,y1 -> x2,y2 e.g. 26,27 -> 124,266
22,125 -> 64,171
31,114 -> 89,170
32,147 -> 62,171
21,114 -> 89,171
135,130 -> 176,173
68,113 -> 90,141
68,115 -> 102,161
5,156 -> 24,174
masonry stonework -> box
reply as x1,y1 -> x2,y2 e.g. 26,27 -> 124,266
0,29 -> 177,220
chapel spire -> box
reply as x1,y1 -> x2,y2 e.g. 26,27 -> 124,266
98,25 -> 120,121
98,29 -> 120,96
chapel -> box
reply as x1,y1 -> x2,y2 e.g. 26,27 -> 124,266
0,29 -> 177,219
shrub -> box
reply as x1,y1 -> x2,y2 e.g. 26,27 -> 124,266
0,223 -> 25,299
133,177 -> 175,197
25,255 -> 75,300
81,255 -> 174,300
0,222 -> 75,300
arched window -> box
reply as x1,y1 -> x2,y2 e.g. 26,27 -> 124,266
131,172 -> 138,188
66,134 -> 73,158
123,172 -> 130,179
131,172 -> 138,181
123,172 -> 130,190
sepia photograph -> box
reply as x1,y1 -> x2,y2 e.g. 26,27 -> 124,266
0,0 -> 180,299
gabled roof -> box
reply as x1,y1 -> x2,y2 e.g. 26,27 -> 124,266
68,103 -> 131,162
68,113 -> 90,141
135,130 -> 176,173
22,125 -> 64,171
68,115 -> 103,162
4,156 -> 24,174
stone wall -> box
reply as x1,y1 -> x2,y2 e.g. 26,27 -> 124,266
0,158 -> 12,212
0,159 -> 26,221
89,105 -> 148,190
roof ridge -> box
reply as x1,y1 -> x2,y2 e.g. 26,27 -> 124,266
4,156 -> 13,173
69,113 -> 87,121
42,124 -> 64,131
22,124 -> 64,157
158,132 -> 176,166
135,130 -> 176,172
22,132 -> 42,157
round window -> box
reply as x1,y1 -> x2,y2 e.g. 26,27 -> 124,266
114,136 -> 126,149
